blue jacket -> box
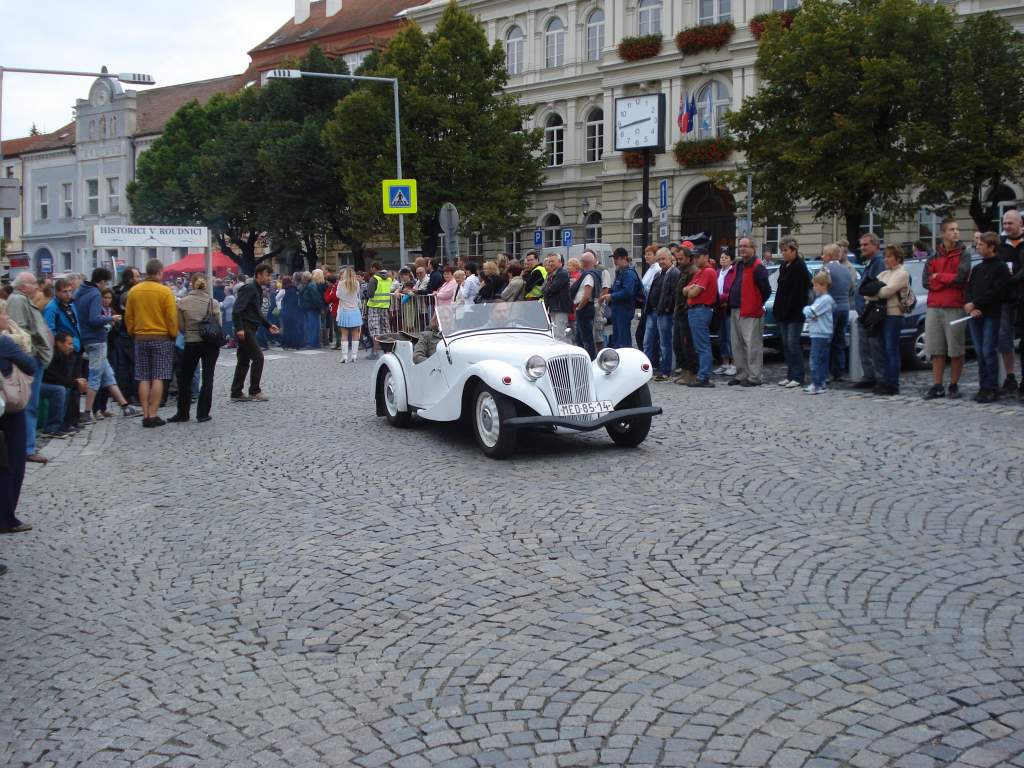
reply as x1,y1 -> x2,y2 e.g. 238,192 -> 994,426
855,254 -> 886,313
609,265 -> 640,308
43,299 -> 83,353
72,282 -> 110,346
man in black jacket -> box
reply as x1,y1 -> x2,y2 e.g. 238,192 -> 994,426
542,253 -> 572,342
231,265 -> 279,403
644,248 -> 675,381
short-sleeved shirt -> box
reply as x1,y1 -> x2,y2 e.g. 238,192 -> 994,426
687,266 -> 719,307
574,274 -> 595,304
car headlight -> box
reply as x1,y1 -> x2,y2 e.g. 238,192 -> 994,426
525,355 -> 547,381
597,348 -> 620,374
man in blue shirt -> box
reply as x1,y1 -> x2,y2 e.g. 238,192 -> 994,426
853,233 -> 888,389
603,248 -> 641,349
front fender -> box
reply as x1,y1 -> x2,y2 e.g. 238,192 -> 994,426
372,354 -> 408,416
593,347 -> 654,406
416,359 -> 553,422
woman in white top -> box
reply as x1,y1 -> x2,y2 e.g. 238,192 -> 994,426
335,267 -> 363,363
865,245 -> 910,395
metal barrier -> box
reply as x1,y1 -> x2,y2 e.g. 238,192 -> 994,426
379,292 -> 437,336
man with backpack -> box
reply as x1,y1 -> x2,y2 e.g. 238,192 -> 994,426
603,248 -> 641,349
922,220 -> 971,400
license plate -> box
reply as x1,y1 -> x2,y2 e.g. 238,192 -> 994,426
558,400 -> 613,417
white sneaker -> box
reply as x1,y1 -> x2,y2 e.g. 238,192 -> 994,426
817,386 -> 828,394
785,380 -> 801,389
339,356 -> 347,363
712,365 -> 727,375
804,384 -> 819,394
778,379 -> 791,387
724,365 -> 737,377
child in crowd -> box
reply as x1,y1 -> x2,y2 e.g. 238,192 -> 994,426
91,288 -> 116,418
803,271 -> 836,394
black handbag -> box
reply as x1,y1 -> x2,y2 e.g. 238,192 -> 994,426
859,300 -> 887,337
199,298 -> 226,346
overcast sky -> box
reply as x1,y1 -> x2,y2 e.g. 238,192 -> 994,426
2,0 -> 289,141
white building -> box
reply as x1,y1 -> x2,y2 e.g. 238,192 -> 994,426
407,0 -> 1024,261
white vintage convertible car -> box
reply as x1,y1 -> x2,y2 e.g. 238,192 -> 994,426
371,301 -> 662,458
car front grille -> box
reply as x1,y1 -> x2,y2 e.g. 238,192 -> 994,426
547,354 -> 596,423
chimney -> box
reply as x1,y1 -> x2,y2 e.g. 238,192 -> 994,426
326,0 -> 342,16
295,0 -> 310,24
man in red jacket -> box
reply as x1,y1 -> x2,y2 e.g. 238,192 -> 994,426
922,220 -> 971,400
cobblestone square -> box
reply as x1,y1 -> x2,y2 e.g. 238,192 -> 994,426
2,348 -> 1023,768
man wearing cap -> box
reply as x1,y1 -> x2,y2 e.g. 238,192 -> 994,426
603,248 -> 641,349
683,247 -> 719,387
727,237 -> 772,386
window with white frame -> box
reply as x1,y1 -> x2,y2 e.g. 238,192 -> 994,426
342,51 -> 370,72
918,208 -> 940,252
107,177 -> 120,214
586,9 -> 605,62
545,17 -> 565,68
545,114 -> 565,167
505,230 -> 521,257
506,26 -> 525,75
37,186 -> 48,220
86,179 -> 99,215
764,222 -> 789,256
631,206 -> 653,260
542,214 -> 561,249
62,183 -> 73,218
698,0 -> 731,25
585,212 -> 603,243
61,251 -> 72,271
772,0 -> 799,10
696,81 -> 731,139
859,210 -> 885,240
469,232 -> 482,258
638,0 -> 661,36
585,108 -> 604,163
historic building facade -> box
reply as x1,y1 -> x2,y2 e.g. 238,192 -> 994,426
407,0 -> 1024,262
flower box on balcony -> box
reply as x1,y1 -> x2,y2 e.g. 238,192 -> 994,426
673,138 -> 732,168
675,21 -> 735,56
618,34 -> 663,62
623,151 -> 657,169
750,10 -> 798,40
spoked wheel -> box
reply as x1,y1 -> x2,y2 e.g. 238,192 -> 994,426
605,384 -> 653,447
380,369 -> 410,427
472,384 -> 517,459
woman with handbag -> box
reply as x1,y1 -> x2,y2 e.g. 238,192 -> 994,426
168,275 -> 222,423
0,298 -> 39,534
863,245 -> 910,396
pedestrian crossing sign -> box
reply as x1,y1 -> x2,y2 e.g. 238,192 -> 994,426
382,179 -> 418,214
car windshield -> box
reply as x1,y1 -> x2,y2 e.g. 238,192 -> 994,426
436,301 -> 551,337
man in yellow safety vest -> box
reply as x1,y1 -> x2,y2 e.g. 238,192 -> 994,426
523,250 -> 548,300
365,262 -> 394,359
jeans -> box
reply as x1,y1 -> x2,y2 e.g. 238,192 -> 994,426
574,304 -> 596,359
719,310 -> 732,359
178,341 -> 220,419
970,314 -> 1001,391
882,315 -> 902,388
778,320 -> 805,384
231,328 -> 265,397
39,383 -> 68,432
643,313 -> 674,376
810,337 -> 830,388
830,309 -> 849,377
24,366 -> 44,455
688,306 -> 714,381
610,307 -> 634,349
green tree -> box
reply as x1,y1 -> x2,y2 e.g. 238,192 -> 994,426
323,1 -> 545,259
726,0 -> 956,249
940,12 -> 1024,232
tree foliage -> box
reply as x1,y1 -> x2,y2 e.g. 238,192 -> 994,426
323,1 -> 545,258
727,0 -> 958,248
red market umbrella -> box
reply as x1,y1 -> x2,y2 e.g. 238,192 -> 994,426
162,251 -> 237,278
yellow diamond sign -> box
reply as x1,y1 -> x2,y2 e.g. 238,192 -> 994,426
382,179 -> 417,214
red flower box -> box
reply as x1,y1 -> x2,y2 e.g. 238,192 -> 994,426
750,10 -> 798,40
618,34 -> 663,62
673,138 -> 732,168
623,151 -> 657,169
675,21 -> 735,56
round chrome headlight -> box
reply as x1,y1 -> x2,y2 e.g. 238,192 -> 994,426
597,348 -> 620,374
525,354 -> 547,381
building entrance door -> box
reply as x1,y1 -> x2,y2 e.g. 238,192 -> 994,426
679,182 -> 736,257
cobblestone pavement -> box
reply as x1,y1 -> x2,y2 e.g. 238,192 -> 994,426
3,344 -> 1023,768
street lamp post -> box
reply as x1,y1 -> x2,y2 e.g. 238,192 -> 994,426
0,66 -> 155,161
263,68 -> 405,265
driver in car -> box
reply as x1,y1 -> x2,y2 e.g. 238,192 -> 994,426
414,306 -> 454,363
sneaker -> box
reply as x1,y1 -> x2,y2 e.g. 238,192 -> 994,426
249,393 -> 269,402
785,380 -> 801,389
777,379 -> 791,387
817,386 -> 828,394
804,384 -> 819,394
80,413 -> 95,426
42,428 -> 69,439
923,384 -> 945,400
712,365 -> 727,375
121,405 -> 140,418
947,383 -> 961,400
1001,375 -> 1018,396
723,365 -> 737,377
653,374 -> 669,382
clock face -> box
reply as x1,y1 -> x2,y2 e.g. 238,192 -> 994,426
615,95 -> 663,151
90,81 -> 111,107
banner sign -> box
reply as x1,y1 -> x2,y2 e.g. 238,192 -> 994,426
93,225 -> 208,248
